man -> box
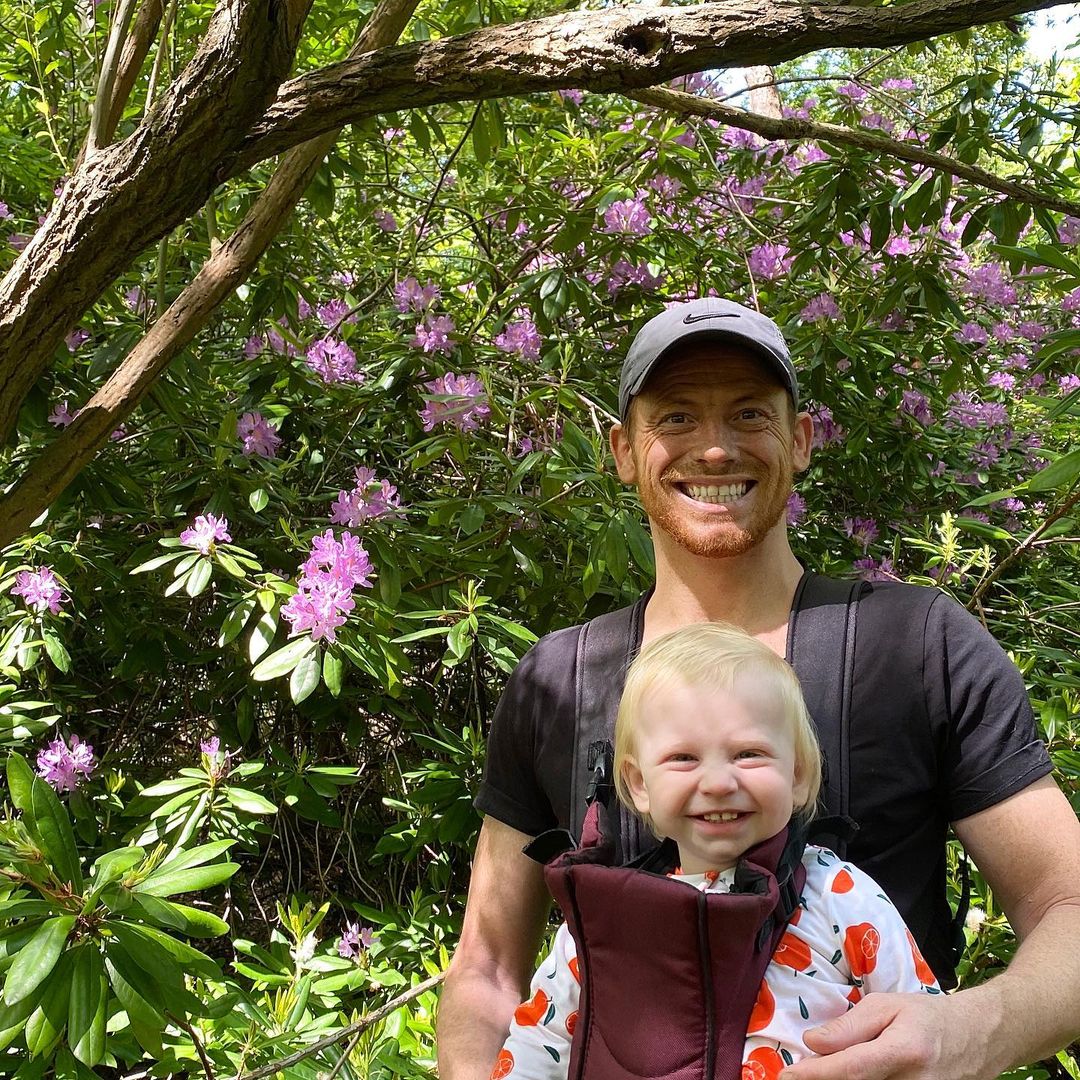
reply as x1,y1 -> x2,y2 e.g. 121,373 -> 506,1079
437,298 -> 1080,1080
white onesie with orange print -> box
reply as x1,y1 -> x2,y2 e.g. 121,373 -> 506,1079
492,845 -> 941,1080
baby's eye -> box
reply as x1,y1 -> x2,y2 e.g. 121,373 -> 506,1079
666,752 -> 697,763
736,749 -> 766,760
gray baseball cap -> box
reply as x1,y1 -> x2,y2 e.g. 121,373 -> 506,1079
618,298 -> 799,419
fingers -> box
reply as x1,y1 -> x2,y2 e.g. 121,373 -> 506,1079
800,996 -> 898,1055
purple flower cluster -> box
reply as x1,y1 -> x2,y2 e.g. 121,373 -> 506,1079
338,921 -> 377,959
607,260 -> 664,295
36,734 -> 95,792
395,277 -> 441,314
48,400 -> 75,428
747,242 -> 792,281
854,556 -> 895,582
316,299 -> 357,330
843,516 -> 880,549
603,197 -> 652,237
237,412 -> 281,458
330,466 -> 402,527
946,392 -> 1008,430
810,405 -> 844,448
800,294 -> 840,322
11,567 -> 67,614
412,314 -> 456,355
899,389 -> 933,426
954,323 -> 988,345
419,373 -> 490,432
180,513 -> 231,555
305,337 -> 364,384
837,82 -> 868,102
962,263 -> 1016,306
66,328 -> 89,352
494,319 -> 543,361
281,530 -> 373,643
785,492 -> 807,526
373,209 -> 398,232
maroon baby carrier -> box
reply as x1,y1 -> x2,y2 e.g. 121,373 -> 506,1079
525,805 -> 810,1080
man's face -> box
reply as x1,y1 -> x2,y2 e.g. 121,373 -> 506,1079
610,346 -> 812,560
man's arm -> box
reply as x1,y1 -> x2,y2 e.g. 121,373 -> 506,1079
784,776 -> 1080,1080
437,816 -> 552,1080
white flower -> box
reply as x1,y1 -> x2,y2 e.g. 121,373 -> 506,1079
964,907 -> 987,932
290,931 -> 318,970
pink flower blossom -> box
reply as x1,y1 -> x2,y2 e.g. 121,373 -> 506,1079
955,323 -> 988,345
987,372 -> 1016,392
419,373 -> 490,432
837,82 -> 867,102
283,531 -> 374,643
606,260 -> 664,295
266,325 -> 299,357
48,401 -> 76,428
124,286 -> 149,314
854,556 -> 896,582
329,467 -> 402,526
338,922 -> 377,959
411,315 -> 456,355
494,319 -> 543,361
1059,374 -> 1080,394
305,337 -> 364,384
11,567 -> 67,614
810,405 -> 844,448
602,197 -> 652,237
9,233 -> 30,252
180,513 -> 231,554
36,734 -> 95,792
558,89 -> 583,105
900,389 -> 933,426
882,77 -> 916,90
297,296 -> 313,320
962,263 -> 1016,306
244,334 -> 265,358
237,411 -> 281,458
0,201 -> 10,220
1059,216 -> 1080,244
884,232 -> 914,256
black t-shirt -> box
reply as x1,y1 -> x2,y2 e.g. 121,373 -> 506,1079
475,578 -> 1052,987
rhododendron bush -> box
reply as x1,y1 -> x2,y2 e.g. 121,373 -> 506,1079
1,0 -> 1080,1073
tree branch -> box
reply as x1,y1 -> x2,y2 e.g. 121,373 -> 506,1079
626,84 -> 1080,220
231,0 -> 1065,172
103,0 -> 166,143
0,0 -> 421,546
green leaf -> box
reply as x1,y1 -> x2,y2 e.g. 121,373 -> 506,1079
215,550 -> 246,578
137,860 -> 239,897
136,776 -> 203,799
252,636 -> 316,681
28,773 -> 83,890
4,917 -> 74,1005
6,753 -> 38,825
41,631 -> 70,674
111,923 -> 219,979
67,944 -> 107,1067
248,488 -> 269,513
24,948 -> 72,1057
1023,448 -> 1080,493
185,558 -> 213,597
322,650 -> 344,697
290,649 -> 321,703
218,596 -> 257,646
153,838 -> 236,875
224,787 -> 278,815
129,551 -> 187,575
88,847 -> 144,898
248,607 -> 278,663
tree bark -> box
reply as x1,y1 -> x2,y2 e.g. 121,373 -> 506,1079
0,0 -> 420,546
745,66 -> 783,119
0,0 -> 310,445
232,0 -> 1062,171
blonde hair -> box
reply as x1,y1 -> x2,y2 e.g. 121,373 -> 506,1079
613,622 -> 822,827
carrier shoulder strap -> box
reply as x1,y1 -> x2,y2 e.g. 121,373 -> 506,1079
787,572 -> 863,854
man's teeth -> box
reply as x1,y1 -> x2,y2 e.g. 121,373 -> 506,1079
702,812 -> 741,822
684,483 -> 748,503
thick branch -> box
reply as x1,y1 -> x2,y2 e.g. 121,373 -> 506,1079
232,0 -> 1065,171
0,0 -> 420,546
0,0 -> 311,444
628,85 -> 1080,219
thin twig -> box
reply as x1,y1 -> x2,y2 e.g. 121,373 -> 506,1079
236,972 -> 445,1080
174,1015 -> 217,1080
87,0 -> 140,154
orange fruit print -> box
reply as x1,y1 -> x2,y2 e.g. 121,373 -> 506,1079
748,978 -> 775,1033
490,1049 -> 514,1079
831,868 -> 855,893
568,956 -> 581,985
843,922 -> 881,978
513,988 -> 550,1027
742,1046 -> 785,1080
906,929 -> 937,986
566,1010 -> 578,1036
772,931 -> 812,971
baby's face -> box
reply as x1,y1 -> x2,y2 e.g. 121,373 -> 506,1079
620,676 -> 806,875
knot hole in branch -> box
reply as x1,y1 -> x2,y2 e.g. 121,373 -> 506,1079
615,24 -> 670,60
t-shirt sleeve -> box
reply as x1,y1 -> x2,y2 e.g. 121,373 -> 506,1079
924,593 -> 1052,822
820,857 -> 943,997
474,627 -> 579,836
493,923 -> 579,1080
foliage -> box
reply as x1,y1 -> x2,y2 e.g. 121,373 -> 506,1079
1,0 -> 1080,1074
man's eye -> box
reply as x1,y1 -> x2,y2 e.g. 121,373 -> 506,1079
737,409 -> 763,421
662,412 -> 689,424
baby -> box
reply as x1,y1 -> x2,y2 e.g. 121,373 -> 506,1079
492,622 -> 940,1080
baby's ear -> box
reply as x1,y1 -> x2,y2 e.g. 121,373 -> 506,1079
792,765 -> 812,812
621,757 -> 651,817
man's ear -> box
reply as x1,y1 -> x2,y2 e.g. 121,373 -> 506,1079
792,411 -> 813,473
610,422 -> 638,485
621,757 -> 650,817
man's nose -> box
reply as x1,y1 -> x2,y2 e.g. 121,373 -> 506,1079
696,420 -> 736,465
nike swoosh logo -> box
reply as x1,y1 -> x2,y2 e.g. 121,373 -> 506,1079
682,312 -> 741,324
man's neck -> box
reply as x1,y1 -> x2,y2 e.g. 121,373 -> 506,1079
644,525 -> 804,651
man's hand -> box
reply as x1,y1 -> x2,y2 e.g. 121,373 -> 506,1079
781,992 -> 989,1080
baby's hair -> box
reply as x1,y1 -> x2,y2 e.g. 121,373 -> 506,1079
613,622 -> 822,825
